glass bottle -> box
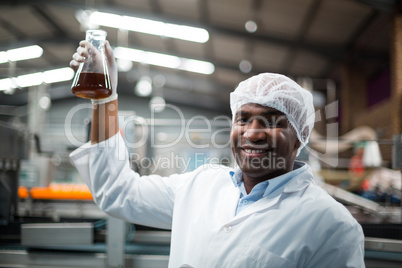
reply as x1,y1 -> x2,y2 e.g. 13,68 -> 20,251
71,29 -> 112,99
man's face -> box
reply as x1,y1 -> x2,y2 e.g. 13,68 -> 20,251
230,103 -> 300,181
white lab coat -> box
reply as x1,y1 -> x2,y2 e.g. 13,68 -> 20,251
70,134 -> 365,268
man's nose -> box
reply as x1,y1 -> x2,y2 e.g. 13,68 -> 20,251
243,121 -> 267,142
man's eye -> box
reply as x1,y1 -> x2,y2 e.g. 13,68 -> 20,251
236,118 -> 248,124
263,118 -> 283,128
266,121 -> 277,127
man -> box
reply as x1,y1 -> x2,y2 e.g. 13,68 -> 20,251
70,41 -> 365,267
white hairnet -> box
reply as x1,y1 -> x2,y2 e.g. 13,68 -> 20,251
230,73 -> 315,156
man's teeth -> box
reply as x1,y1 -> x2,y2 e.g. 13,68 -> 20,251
244,149 -> 265,153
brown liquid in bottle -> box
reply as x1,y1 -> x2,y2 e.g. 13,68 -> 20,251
71,72 -> 112,99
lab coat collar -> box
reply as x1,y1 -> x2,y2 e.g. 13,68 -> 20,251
282,164 -> 315,193
224,162 -> 315,226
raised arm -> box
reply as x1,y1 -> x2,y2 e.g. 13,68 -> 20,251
70,40 -> 119,144
69,39 -> 182,229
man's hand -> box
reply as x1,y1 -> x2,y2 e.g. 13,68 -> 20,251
70,39 -> 119,144
70,40 -> 118,104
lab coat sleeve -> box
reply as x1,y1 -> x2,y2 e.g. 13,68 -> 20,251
70,133 -> 189,229
304,218 -> 365,268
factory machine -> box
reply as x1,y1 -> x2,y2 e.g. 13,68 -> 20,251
309,133 -> 402,266
0,120 -> 28,226
0,111 -> 170,268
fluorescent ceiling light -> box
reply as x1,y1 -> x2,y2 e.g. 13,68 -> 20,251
0,67 -> 74,92
16,72 -> 44,88
4,45 -> 43,62
43,67 -> 74,83
114,47 -> 215,75
0,52 -> 8,64
180,59 -> 215,75
142,52 -> 181,69
89,11 -> 209,43
0,78 -> 17,91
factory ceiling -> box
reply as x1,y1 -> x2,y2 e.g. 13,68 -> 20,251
0,0 -> 398,113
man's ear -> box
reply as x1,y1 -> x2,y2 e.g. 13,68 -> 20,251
291,139 -> 301,160
294,139 -> 301,150
294,138 -> 301,152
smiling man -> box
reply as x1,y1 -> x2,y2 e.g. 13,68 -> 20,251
231,104 -> 299,192
70,42 -> 365,268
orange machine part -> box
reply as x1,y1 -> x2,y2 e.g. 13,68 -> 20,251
19,184 -> 93,200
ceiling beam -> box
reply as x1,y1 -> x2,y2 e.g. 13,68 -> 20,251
148,0 -> 162,14
323,9 -> 382,78
199,0 -> 209,23
282,0 -> 324,73
205,24 -> 344,63
31,4 -> 68,38
356,0 -> 401,12
0,17 -> 26,41
198,0 -> 216,64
